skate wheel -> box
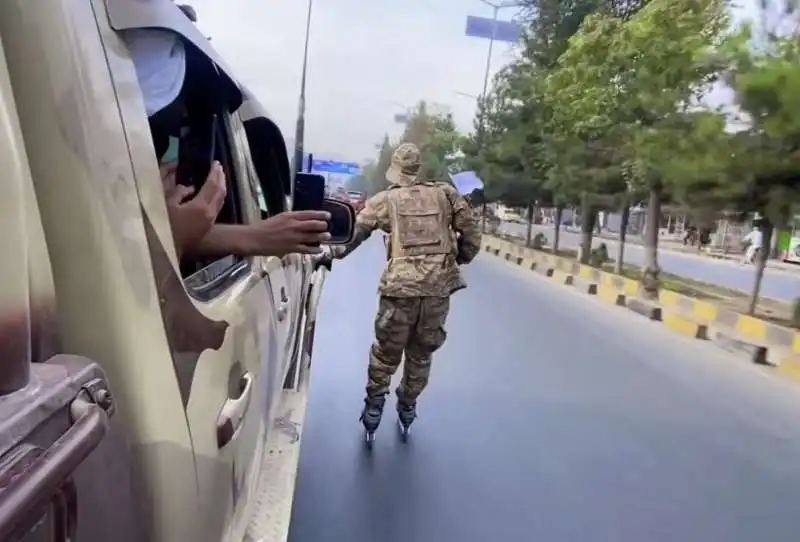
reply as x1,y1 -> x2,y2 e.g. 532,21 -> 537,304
364,429 -> 375,449
397,419 -> 410,442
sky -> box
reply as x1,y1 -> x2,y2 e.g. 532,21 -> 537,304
191,0 -> 520,163
190,0 -> 766,165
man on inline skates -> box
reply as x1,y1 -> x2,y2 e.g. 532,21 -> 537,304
321,142 -> 481,442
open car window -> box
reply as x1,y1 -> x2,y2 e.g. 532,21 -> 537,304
239,87 -> 292,215
105,0 -> 242,112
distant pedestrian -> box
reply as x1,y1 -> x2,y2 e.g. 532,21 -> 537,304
741,225 -> 763,265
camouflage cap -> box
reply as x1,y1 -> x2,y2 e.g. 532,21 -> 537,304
386,142 -> 421,186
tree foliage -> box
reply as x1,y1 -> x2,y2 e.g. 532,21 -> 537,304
365,101 -> 463,191
360,0 -> 800,312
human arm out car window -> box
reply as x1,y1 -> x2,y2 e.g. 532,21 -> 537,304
193,211 -> 331,257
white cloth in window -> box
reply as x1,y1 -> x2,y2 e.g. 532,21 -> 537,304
122,28 -> 187,117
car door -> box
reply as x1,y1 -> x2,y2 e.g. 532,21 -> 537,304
282,251 -> 309,369
103,2 -> 287,540
237,95 -> 306,384
0,43 -> 139,541
226,112 -> 295,386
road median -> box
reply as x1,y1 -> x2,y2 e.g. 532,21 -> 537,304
483,234 -> 800,385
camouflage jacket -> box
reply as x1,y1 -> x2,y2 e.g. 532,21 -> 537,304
331,181 -> 482,297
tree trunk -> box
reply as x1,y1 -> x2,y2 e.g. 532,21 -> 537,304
480,202 -> 487,233
747,220 -> 773,315
614,201 -> 630,275
578,194 -> 596,264
553,205 -> 563,254
720,219 -> 729,254
640,186 -> 662,300
525,203 -> 534,247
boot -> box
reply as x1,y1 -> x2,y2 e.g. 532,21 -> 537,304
396,399 -> 417,429
360,395 -> 386,434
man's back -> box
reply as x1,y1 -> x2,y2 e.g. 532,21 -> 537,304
329,142 -> 482,295
374,180 -> 480,297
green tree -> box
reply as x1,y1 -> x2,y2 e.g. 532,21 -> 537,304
468,0 -> 605,248
714,19 -> 800,313
652,3 -> 800,314
399,101 -> 462,180
363,134 -> 393,195
544,0 -> 728,291
366,102 -> 465,197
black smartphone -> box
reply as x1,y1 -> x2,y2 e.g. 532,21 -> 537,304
175,114 -> 218,189
293,173 -> 326,212
208,114 -> 218,168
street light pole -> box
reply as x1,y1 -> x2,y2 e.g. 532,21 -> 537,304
477,2 -> 499,143
476,0 -> 520,137
473,0 -> 520,231
293,0 -> 314,175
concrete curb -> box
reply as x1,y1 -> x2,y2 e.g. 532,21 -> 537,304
625,298 -> 662,321
662,312 -> 709,340
709,327 -> 770,366
571,276 -> 598,296
483,236 -> 800,386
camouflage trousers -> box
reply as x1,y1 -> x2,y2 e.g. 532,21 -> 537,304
367,296 -> 450,404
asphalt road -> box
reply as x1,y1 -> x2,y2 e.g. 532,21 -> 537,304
288,236 -> 800,542
499,221 -> 800,302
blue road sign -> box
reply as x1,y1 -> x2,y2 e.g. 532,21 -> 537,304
465,15 -> 521,43
394,113 -> 409,123
311,159 -> 362,176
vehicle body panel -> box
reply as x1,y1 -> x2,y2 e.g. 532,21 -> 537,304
0,34 -> 141,542
0,1 -> 319,541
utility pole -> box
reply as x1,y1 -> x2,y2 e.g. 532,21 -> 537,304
292,0 -> 314,177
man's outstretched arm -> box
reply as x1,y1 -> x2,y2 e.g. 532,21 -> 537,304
331,192 -> 388,259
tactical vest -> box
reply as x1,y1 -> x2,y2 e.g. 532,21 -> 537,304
387,183 -> 453,259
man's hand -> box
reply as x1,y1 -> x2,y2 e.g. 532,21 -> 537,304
163,161 -> 226,257
249,211 -> 332,255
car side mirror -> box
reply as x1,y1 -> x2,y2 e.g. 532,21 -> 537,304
323,198 -> 356,245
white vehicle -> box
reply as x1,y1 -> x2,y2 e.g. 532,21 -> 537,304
0,1 -> 352,541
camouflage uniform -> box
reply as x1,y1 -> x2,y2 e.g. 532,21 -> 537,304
331,143 -> 481,426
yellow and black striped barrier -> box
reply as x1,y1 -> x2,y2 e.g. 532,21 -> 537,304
482,235 -> 800,383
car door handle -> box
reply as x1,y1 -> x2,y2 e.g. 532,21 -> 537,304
216,372 -> 254,449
